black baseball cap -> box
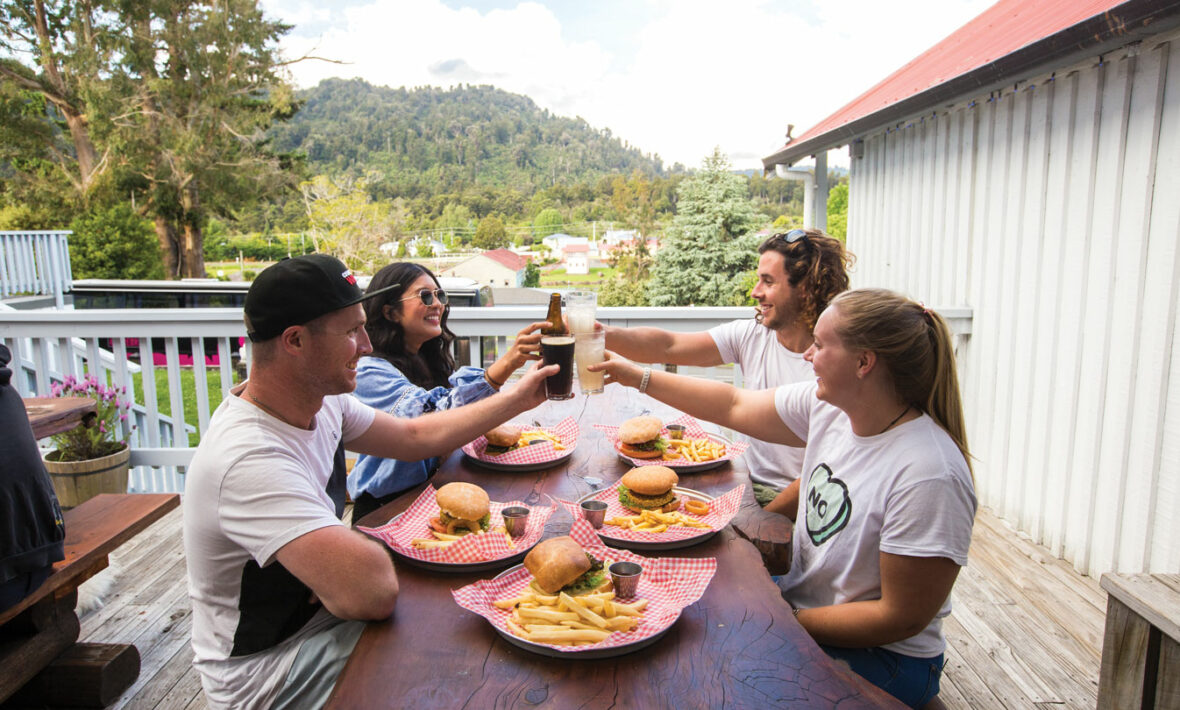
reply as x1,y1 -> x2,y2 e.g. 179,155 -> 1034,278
244,254 -> 398,342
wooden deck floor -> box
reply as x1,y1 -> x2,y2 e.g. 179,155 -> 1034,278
72,503 -> 1105,710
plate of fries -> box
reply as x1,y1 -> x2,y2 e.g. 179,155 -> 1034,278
462,417 -> 579,472
357,486 -> 555,573
560,484 -> 746,551
595,415 -> 748,472
451,519 -> 717,658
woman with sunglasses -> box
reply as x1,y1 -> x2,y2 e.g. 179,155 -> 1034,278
349,262 -> 548,522
593,288 -> 975,708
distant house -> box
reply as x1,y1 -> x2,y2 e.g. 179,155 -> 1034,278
601,229 -> 637,246
563,243 -> 589,275
541,233 -> 589,257
762,0 -> 1180,576
440,248 -> 528,287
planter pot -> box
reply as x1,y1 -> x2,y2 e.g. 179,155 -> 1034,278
43,445 -> 130,509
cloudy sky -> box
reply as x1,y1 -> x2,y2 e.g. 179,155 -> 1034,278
259,0 -> 996,170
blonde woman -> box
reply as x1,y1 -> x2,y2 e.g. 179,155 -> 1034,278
595,288 -> 975,708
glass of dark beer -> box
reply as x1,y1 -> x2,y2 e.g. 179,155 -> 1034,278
541,335 -> 576,401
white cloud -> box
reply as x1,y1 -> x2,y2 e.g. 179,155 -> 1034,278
264,0 -> 995,170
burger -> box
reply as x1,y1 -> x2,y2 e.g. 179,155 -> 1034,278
618,465 -> 681,513
523,536 -> 612,596
429,482 -> 491,535
483,424 -> 523,455
617,416 -> 668,459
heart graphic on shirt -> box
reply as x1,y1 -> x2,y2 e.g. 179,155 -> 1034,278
805,464 -> 851,545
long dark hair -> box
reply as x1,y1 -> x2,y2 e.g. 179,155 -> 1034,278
363,262 -> 457,389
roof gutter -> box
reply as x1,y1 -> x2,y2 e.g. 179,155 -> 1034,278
762,0 -> 1180,170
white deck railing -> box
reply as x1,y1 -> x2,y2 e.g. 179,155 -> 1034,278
0,231 -> 73,308
1,305 -> 972,493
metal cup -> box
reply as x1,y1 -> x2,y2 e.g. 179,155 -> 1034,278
609,561 -> 642,598
580,500 -> 608,528
501,506 -> 530,538
665,424 -> 686,440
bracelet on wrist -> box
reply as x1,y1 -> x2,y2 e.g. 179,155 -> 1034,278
484,371 -> 503,390
638,366 -> 652,394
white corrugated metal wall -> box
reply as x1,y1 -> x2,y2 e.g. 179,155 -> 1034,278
846,28 -> 1180,576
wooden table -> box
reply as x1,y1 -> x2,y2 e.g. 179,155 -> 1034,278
329,385 -> 901,709
23,396 -> 97,440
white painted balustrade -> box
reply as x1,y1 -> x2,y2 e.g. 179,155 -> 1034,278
1,305 -> 972,493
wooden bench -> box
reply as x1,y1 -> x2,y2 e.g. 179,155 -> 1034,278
1098,574 -> 1180,709
0,493 -> 180,707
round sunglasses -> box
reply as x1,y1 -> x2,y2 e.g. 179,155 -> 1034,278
399,288 -> 449,306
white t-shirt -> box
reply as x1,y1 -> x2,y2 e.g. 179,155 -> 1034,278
183,391 -> 376,710
774,382 -> 977,658
709,319 -> 813,487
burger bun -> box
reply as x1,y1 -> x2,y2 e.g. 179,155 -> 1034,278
484,424 -> 522,448
434,482 -> 490,521
618,416 -> 663,445
523,536 -> 590,594
620,465 -> 679,495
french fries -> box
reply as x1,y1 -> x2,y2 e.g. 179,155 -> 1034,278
518,429 -> 565,450
664,436 -> 726,462
605,507 -> 712,531
494,585 -> 648,646
411,525 -> 515,550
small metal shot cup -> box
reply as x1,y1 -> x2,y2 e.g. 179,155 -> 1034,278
580,500 -> 608,529
609,561 -> 643,598
501,506 -> 530,538
665,424 -> 686,440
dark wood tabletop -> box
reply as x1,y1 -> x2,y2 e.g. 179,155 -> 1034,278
329,384 -> 901,709
23,396 -> 97,440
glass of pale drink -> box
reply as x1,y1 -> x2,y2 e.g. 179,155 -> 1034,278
575,330 -> 606,394
565,291 -> 597,334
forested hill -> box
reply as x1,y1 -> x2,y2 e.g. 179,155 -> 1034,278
269,79 -> 667,196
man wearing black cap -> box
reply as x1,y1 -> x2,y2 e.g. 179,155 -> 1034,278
183,255 -> 554,709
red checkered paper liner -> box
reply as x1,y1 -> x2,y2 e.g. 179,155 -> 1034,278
451,518 -> 717,653
557,483 -> 745,544
462,417 -> 579,466
358,486 -> 553,564
594,414 -> 748,468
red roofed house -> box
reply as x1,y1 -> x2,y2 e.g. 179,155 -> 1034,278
440,248 -> 528,288
563,243 -> 589,275
763,0 -> 1180,576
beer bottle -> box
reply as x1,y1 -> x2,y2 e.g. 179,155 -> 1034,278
543,292 -> 568,336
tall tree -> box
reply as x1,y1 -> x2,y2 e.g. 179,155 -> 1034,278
0,0 -> 114,197
0,0 -> 297,278
473,215 -> 508,250
647,148 -> 764,306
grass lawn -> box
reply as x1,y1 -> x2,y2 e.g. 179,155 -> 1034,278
540,267 -> 614,286
130,367 -> 241,447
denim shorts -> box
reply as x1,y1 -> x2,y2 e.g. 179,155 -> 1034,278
820,644 -> 944,709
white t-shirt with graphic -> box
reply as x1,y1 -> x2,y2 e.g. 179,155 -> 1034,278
774,381 -> 977,658
184,392 -> 376,709
709,319 -> 813,487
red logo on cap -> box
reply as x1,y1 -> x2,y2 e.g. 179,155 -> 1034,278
341,269 -> 357,285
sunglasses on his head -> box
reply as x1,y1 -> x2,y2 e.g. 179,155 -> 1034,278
772,229 -> 809,245
400,288 -> 449,306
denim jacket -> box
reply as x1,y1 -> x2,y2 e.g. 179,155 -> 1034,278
348,356 -> 495,500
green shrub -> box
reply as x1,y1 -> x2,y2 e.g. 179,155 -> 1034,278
68,205 -> 164,279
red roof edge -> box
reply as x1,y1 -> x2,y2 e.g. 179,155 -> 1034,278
763,0 -> 1180,169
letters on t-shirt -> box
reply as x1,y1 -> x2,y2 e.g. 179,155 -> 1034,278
805,464 -> 851,545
